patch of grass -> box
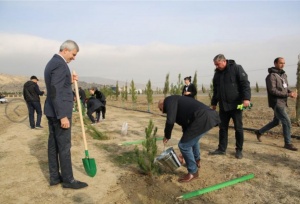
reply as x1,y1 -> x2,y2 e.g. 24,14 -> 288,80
83,117 -> 109,140
95,143 -> 137,166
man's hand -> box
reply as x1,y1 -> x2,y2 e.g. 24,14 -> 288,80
212,105 -> 217,110
72,73 -> 78,83
243,100 -> 250,107
289,91 -> 298,98
163,137 -> 169,145
60,117 -> 70,129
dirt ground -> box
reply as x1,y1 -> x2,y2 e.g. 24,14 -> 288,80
0,95 -> 299,204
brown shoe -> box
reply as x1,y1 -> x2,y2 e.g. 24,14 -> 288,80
196,159 -> 200,168
284,144 -> 298,151
254,130 -> 262,142
178,171 -> 199,183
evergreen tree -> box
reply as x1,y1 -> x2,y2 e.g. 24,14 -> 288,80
115,81 -> 120,100
193,71 -> 198,99
145,79 -> 153,112
175,73 -> 183,95
202,84 -> 206,93
130,79 -> 137,108
125,82 -> 128,101
135,120 -> 159,177
163,73 -> 170,98
255,82 -> 259,93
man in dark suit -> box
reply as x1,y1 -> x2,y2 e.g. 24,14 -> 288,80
158,96 -> 220,182
44,40 -> 88,189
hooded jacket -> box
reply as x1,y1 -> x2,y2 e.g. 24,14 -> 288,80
266,67 -> 291,108
211,60 -> 251,111
23,81 -> 44,102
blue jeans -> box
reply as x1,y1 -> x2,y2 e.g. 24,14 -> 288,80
178,132 -> 206,174
26,101 -> 42,128
258,105 -> 291,144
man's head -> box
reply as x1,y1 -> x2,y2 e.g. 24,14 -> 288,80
184,76 -> 191,85
30,75 -> 39,83
213,54 -> 227,70
59,40 -> 79,63
158,99 -> 164,113
89,87 -> 96,95
274,57 -> 285,70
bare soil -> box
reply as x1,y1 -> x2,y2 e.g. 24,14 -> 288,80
0,95 -> 299,204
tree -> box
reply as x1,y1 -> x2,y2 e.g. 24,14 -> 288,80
193,71 -> 198,99
202,84 -> 206,93
163,73 -> 170,98
115,81 -> 120,100
125,82 -> 128,101
145,79 -> 153,112
175,73 -> 183,95
255,82 -> 260,93
296,55 -> 300,125
130,79 -> 137,108
208,80 -> 214,103
135,120 -> 159,177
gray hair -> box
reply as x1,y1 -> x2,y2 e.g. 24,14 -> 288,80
213,54 -> 226,62
59,40 -> 79,52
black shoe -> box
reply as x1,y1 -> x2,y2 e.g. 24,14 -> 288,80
209,149 -> 226,155
235,150 -> 243,159
254,130 -> 262,142
50,176 -> 63,186
62,180 -> 88,189
284,144 -> 298,151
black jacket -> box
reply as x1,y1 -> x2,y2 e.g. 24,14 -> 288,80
94,90 -> 106,102
182,83 -> 197,98
163,95 -> 220,142
79,88 -> 86,101
23,81 -> 44,102
211,60 -> 251,111
266,67 -> 291,108
87,96 -> 104,114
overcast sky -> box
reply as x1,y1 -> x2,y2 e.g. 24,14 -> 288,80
0,1 -> 300,88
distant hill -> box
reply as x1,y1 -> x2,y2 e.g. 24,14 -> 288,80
0,73 -> 148,93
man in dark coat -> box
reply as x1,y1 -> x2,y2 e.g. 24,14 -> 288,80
23,75 -> 44,129
89,87 -> 106,120
255,57 -> 297,151
78,87 -> 86,108
158,95 -> 220,182
87,95 -> 103,124
209,54 -> 251,159
44,40 -> 87,189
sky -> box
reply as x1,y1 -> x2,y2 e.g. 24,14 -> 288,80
0,0 -> 300,88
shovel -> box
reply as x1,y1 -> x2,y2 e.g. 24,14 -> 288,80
73,71 -> 97,177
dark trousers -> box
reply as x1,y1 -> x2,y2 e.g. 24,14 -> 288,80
88,107 -> 101,123
47,116 -> 74,183
218,109 -> 244,151
26,101 -> 42,128
101,101 -> 106,119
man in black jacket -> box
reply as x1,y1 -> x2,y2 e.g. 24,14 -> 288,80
78,87 -> 86,108
23,76 -> 44,129
44,40 -> 87,189
158,96 -> 220,182
86,95 -> 104,124
89,87 -> 106,120
209,54 -> 251,159
255,57 -> 297,151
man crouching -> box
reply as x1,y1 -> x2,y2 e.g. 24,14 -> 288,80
158,95 -> 220,182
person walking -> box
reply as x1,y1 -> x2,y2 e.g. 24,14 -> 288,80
44,40 -> 88,189
23,75 -> 44,129
254,57 -> 298,151
158,96 -> 220,182
209,54 -> 251,159
182,76 -> 197,98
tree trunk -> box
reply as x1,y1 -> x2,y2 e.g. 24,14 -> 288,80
296,54 -> 300,125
